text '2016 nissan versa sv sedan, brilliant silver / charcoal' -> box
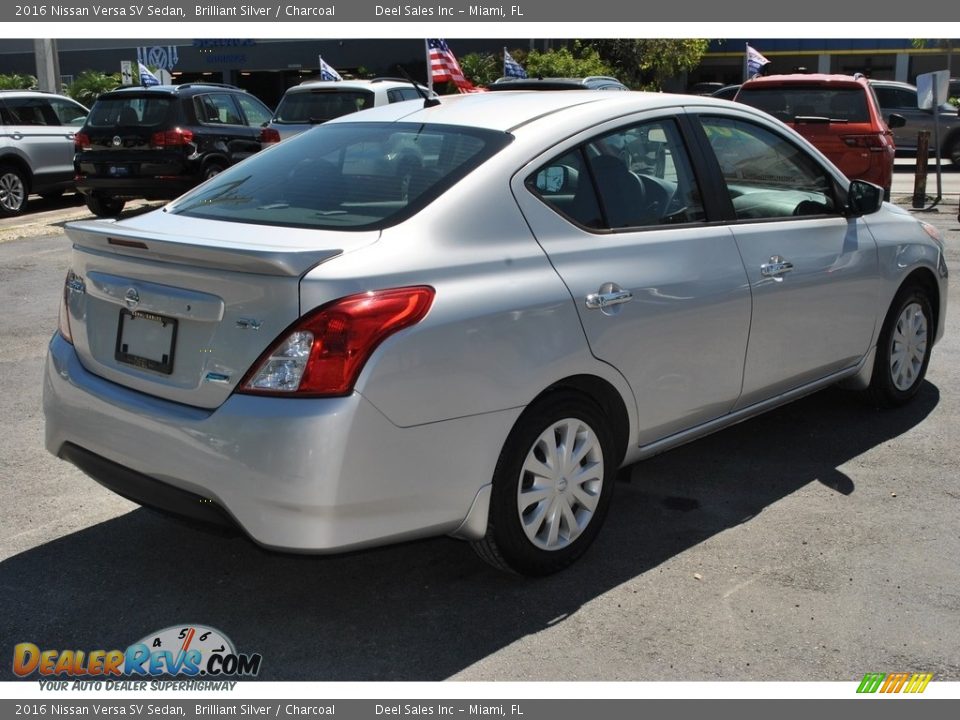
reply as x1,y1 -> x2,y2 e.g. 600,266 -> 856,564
44,91 -> 948,575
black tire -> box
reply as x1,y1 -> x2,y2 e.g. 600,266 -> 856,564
472,391 -> 617,575
203,162 -> 226,180
866,284 -> 933,407
85,195 -> 126,218
0,164 -> 29,217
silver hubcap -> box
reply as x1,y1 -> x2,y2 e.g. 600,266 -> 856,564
890,302 -> 928,391
0,172 -> 25,212
517,418 -> 604,551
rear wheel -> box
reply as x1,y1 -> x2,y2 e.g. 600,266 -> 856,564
85,195 -> 126,218
203,162 -> 226,180
0,165 -> 28,217
866,284 -> 933,407
472,391 -> 617,575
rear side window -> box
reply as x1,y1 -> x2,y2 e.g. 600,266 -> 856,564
87,96 -> 173,127
738,86 -> 870,123
274,90 -> 375,123
194,93 -> 243,125
172,121 -> 513,230
387,88 -> 422,103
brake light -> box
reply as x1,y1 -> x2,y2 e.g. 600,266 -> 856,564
74,132 -> 91,152
238,286 -> 435,397
150,128 -> 194,148
842,134 -> 885,149
58,270 -> 80,344
260,127 -> 281,145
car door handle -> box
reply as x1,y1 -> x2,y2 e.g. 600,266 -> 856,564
585,288 -> 633,310
761,257 -> 794,278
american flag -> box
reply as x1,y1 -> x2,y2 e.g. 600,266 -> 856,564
427,38 -> 476,93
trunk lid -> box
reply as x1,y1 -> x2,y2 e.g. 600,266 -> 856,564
64,211 -> 379,408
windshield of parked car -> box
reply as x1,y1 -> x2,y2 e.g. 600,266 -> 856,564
273,89 -> 375,123
738,87 -> 870,123
87,95 -> 173,127
172,121 -> 514,230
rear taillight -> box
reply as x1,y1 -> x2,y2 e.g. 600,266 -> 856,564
58,270 -> 80,344
74,132 -> 91,152
842,134 -> 885,149
150,128 -> 194,148
260,127 -> 281,145
238,286 -> 435,397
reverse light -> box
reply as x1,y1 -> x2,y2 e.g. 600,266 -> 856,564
239,286 -> 435,397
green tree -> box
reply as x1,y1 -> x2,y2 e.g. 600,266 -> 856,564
524,44 -> 614,80
0,73 -> 38,90
65,70 -> 122,106
459,52 -> 501,87
587,39 -> 710,90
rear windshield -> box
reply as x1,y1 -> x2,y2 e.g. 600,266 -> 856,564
87,96 -> 174,127
172,121 -> 514,230
737,87 -> 870,123
273,90 -> 375,123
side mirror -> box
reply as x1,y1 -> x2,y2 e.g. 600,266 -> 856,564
534,165 -> 575,194
887,113 -> 906,129
847,179 -> 884,216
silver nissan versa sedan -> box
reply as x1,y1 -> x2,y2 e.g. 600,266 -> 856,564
44,90 -> 948,575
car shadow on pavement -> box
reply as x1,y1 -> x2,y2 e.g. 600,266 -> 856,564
0,382 -> 939,681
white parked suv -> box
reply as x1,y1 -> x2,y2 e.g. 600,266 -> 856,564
261,78 -> 434,143
0,90 -> 89,216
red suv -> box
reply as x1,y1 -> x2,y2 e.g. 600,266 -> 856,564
735,74 -> 903,198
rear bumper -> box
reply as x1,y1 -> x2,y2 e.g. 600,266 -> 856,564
43,332 -> 514,552
75,176 -> 198,200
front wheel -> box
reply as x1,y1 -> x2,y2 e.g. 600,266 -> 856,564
472,391 -> 617,575
85,195 -> 126,218
0,165 -> 28,217
866,285 -> 933,407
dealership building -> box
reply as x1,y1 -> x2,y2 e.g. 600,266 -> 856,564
0,38 -> 957,106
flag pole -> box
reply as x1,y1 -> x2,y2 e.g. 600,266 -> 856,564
425,39 -> 433,93
743,42 -> 749,82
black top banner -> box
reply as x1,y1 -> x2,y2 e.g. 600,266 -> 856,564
0,1 -> 938,22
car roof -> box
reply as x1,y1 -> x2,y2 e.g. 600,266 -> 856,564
287,78 -> 424,92
742,73 -> 868,89
101,83 -> 248,97
324,89 -> 764,134
489,76 -> 627,91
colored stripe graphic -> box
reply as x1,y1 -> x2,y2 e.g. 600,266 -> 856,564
857,672 -> 932,694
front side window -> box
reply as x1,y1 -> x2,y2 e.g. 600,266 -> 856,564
48,98 -> 88,126
527,118 -> 705,230
172,121 -> 512,230
701,116 -> 838,220
234,94 -> 272,127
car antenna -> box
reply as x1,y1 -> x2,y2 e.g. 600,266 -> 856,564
395,64 -> 440,108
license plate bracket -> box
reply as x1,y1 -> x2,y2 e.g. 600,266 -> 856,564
115,309 -> 178,375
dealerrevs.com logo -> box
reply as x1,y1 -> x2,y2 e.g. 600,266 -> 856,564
856,672 -> 933,694
13,625 -> 262,687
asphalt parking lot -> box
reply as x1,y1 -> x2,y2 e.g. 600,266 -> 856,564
0,196 -> 957,683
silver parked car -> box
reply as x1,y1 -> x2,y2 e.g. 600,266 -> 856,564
0,90 -> 88,216
44,91 -> 948,575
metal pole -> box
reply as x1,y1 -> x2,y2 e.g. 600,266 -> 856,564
912,131 -> 929,209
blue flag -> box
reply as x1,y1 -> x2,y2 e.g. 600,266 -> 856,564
138,61 -> 160,86
746,44 -> 771,79
319,56 -> 342,82
503,49 -> 527,79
